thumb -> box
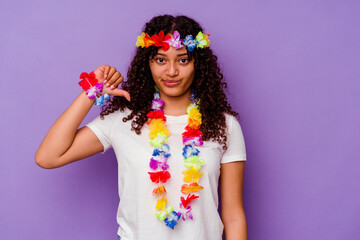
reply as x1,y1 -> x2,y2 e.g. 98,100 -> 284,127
109,89 -> 131,102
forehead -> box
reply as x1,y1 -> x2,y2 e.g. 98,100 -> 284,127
157,46 -> 188,56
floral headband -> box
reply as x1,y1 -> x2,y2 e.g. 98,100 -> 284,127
136,30 -> 210,52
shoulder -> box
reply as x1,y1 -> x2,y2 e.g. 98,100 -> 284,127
221,113 -> 247,162
223,113 -> 245,142
223,113 -> 240,131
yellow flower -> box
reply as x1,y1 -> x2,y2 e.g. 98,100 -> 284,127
149,119 -> 169,139
188,108 -> 202,128
182,167 -> 204,183
155,195 -> 167,211
136,32 -> 155,48
203,33 -> 210,47
136,33 -> 146,48
195,32 -> 210,48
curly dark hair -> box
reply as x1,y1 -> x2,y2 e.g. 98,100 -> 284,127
100,14 -> 239,150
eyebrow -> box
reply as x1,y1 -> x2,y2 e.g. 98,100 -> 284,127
157,53 -> 188,57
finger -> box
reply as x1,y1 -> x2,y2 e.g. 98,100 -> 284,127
102,82 -> 125,96
111,76 -> 124,89
104,78 -> 112,87
103,65 -> 111,79
110,89 -> 131,102
108,71 -> 121,86
107,67 -> 117,81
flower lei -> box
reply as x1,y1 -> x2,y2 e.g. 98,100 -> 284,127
136,30 -> 210,52
147,86 -> 205,229
78,71 -> 111,106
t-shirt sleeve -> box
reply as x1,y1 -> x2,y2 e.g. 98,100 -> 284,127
221,115 -> 247,163
86,115 -> 114,153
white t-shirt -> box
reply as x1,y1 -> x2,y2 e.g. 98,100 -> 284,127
86,108 -> 246,240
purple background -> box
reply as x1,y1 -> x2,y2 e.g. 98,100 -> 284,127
1,0 -> 359,239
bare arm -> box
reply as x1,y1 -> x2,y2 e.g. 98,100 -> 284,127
220,161 -> 248,240
35,91 -> 102,169
35,65 -> 130,169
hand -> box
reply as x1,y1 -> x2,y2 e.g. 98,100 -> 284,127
93,64 -> 130,101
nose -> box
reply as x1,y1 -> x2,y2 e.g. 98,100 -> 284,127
165,61 -> 179,77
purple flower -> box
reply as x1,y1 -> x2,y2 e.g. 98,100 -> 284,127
165,31 -> 184,49
149,157 -> 169,170
151,98 -> 164,110
86,82 -> 103,99
183,136 -> 203,146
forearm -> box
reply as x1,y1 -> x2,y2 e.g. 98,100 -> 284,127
223,208 -> 248,240
35,91 -> 94,165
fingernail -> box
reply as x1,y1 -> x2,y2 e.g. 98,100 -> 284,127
104,74 -> 107,78
106,83 -> 110,87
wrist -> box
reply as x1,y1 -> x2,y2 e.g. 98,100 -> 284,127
78,71 -> 111,106
78,71 -> 102,98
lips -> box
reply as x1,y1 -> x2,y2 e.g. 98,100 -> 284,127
162,80 -> 181,87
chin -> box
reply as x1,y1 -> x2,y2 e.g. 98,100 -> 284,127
159,86 -> 190,98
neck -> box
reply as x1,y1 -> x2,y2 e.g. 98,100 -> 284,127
161,92 -> 192,116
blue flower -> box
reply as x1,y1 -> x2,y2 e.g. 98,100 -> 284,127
94,94 -> 111,106
153,144 -> 171,158
182,145 -> 200,159
164,211 -> 181,229
183,35 -> 198,52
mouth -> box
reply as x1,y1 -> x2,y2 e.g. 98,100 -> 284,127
162,80 -> 181,87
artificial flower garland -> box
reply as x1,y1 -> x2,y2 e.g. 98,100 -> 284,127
147,86 -> 205,229
78,71 -> 110,106
136,30 -> 210,52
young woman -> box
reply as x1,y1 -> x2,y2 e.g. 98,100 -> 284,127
36,15 -> 247,240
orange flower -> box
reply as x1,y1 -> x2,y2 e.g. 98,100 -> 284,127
136,32 -> 155,48
152,186 -> 167,195
181,183 -> 204,194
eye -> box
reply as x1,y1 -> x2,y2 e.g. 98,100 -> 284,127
155,58 -> 165,63
179,58 -> 189,64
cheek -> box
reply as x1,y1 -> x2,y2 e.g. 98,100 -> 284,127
188,62 -> 195,77
185,66 -> 195,81
149,64 -> 161,79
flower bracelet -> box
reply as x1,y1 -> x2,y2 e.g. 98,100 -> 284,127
78,71 -> 111,106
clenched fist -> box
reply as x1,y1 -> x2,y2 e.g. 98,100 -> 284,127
94,64 -> 130,101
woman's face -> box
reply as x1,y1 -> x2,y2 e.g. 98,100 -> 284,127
149,46 -> 195,101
